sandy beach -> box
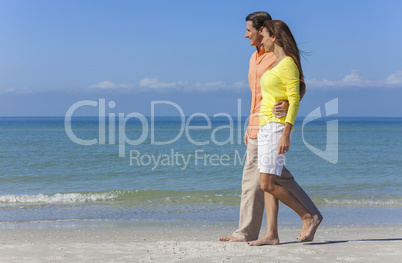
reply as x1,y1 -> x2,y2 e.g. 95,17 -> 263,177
0,223 -> 401,263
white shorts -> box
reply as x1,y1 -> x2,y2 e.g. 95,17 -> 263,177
257,122 -> 293,176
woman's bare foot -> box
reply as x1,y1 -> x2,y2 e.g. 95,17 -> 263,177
297,214 -> 322,242
247,235 -> 279,246
218,236 -> 244,242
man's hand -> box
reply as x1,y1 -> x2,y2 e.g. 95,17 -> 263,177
244,132 -> 248,146
272,101 -> 289,118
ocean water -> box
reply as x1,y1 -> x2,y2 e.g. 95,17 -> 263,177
0,116 -> 401,228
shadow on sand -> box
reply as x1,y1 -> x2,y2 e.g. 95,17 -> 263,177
273,238 -> 402,246
302,238 -> 402,246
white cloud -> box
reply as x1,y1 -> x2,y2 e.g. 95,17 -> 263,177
307,69 -> 402,88
87,78 -> 251,92
385,70 -> 402,85
190,81 -> 250,92
233,81 -> 248,89
2,87 -> 33,94
138,78 -> 246,92
205,81 -> 226,87
341,69 -> 363,86
190,81 -> 226,91
88,81 -> 134,89
139,78 -> 187,89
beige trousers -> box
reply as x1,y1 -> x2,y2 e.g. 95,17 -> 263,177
232,138 -> 322,241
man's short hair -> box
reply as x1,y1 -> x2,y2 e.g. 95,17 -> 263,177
246,11 -> 272,30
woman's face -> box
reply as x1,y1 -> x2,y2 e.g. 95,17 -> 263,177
261,28 -> 275,53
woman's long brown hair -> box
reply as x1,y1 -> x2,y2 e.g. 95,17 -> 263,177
263,20 -> 303,79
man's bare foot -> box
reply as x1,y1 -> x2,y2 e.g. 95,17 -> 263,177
218,236 -> 244,242
247,235 -> 279,246
297,214 -> 322,242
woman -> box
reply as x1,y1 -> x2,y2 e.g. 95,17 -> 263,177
248,20 -> 322,246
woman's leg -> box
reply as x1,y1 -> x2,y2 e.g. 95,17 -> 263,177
247,192 -> 279,246
260,172 -> 321,241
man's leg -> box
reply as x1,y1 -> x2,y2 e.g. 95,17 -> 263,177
219,138 -> 264,242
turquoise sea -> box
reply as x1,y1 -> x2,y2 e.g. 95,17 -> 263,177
0,117 -> 401,228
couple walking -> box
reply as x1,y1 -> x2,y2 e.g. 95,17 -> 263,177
219,11 -> 322,246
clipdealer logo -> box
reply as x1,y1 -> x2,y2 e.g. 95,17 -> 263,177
302,98 -> 339,164
64,98 -> 339,168
64,99 -> 246,155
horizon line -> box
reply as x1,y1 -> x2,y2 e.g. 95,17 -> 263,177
1,116 -> 402,118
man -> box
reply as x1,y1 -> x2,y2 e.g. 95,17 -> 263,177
219,11 -> 321,243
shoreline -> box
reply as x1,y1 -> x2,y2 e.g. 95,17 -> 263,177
0,222 -> 401,262
2,204 -> 401,229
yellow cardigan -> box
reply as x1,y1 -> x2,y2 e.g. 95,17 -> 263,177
259,56 -> 300,127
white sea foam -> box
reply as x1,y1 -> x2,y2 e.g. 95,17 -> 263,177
1,192 -> 400,207
323,198 -> 401,207
0,192 -> 118,204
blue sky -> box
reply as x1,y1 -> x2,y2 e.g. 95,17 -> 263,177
1,0 -> 402,116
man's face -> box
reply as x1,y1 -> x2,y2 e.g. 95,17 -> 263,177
245,21 -> 262,47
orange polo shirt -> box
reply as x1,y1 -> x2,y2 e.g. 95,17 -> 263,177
247,47 -> 276,138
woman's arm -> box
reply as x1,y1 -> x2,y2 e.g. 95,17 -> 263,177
283,60 -> 300,126
278,58 -> 300,154
272,77 -> 304,118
